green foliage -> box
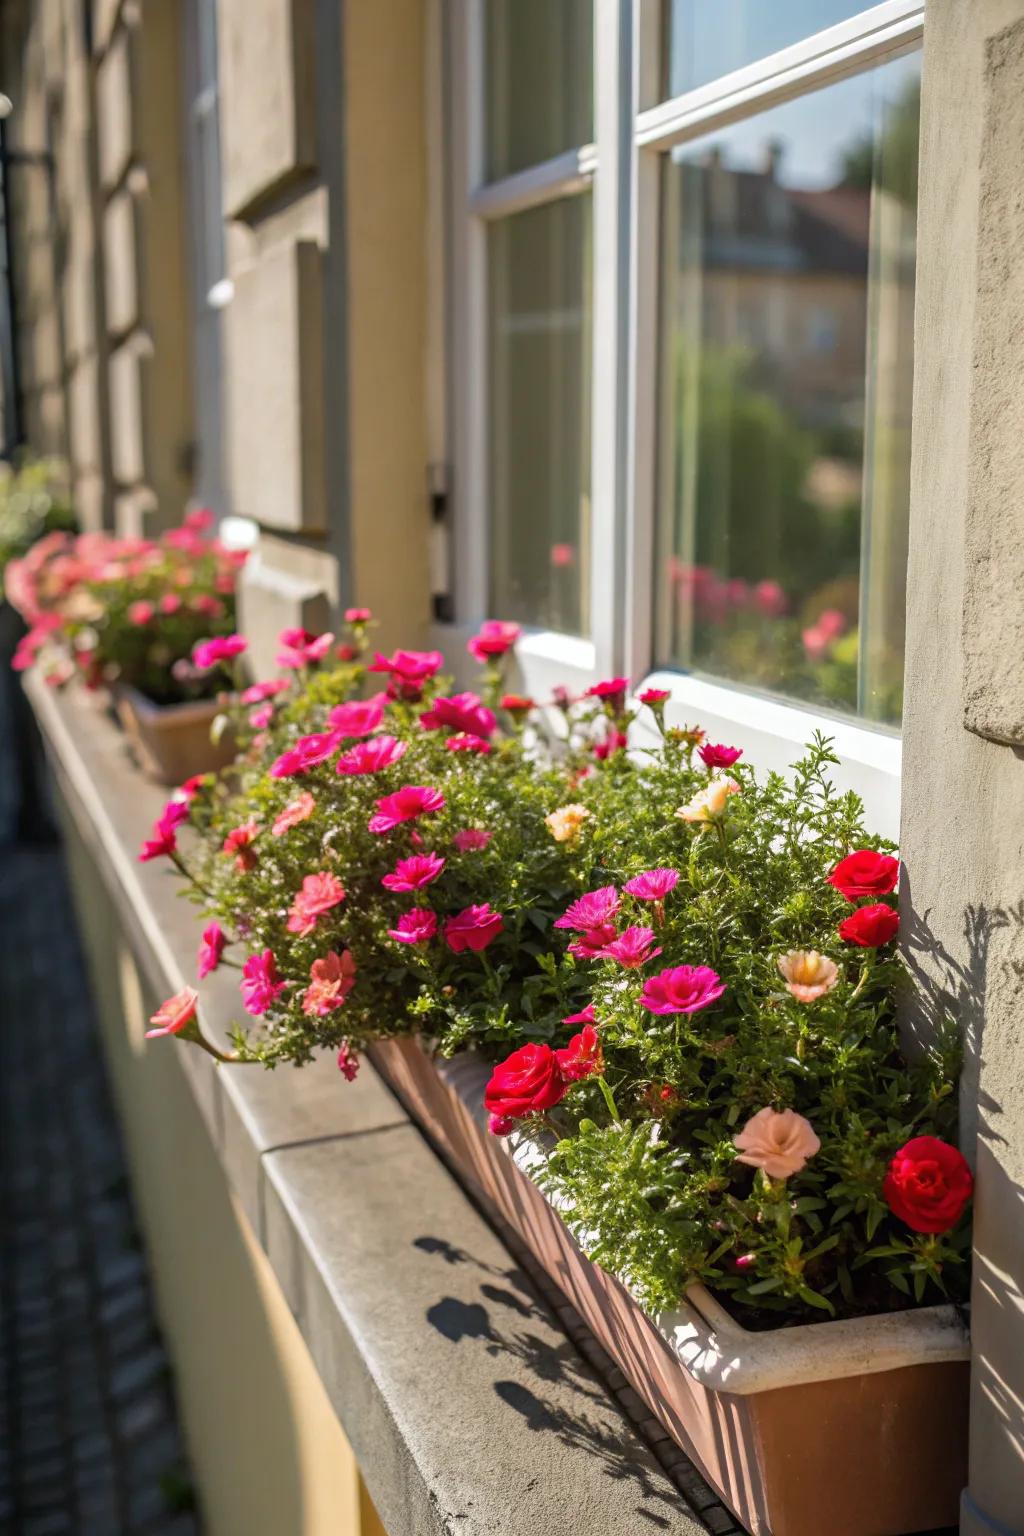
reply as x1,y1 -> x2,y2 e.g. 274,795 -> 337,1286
0,456 -> 75,578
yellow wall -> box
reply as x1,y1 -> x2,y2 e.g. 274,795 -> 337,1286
60,808 -> 387,1536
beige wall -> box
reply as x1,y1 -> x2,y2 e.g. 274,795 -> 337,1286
59,794 -> 387,1536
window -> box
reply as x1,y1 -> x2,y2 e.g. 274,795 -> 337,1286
442,1 -> 924,833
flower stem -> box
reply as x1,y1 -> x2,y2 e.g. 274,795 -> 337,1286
597,1074 -> 621,1124
169,850 -> 216,900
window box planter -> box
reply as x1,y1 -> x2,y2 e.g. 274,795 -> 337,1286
370,1037 -> 970,1536
112,684 -> 236,785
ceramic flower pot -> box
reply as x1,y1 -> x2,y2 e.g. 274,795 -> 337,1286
112,684 -> 236,786
369,1037 -> 970,1536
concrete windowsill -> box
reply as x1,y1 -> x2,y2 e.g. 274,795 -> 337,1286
25,675 -> 715,1536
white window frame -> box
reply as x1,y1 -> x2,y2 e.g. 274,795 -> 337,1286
436,0 -> 925,841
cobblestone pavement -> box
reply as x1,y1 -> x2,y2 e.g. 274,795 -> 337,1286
0,844 -> 200,1535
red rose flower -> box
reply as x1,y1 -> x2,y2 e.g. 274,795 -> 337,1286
827,849 -> 900,901
484,1043 -> 568,1119
883,1136 -> 973,1233
838,903 -> 899,947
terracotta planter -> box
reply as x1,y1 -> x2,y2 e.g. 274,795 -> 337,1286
370,1038 -> 970,1536
113,684 -> 236,785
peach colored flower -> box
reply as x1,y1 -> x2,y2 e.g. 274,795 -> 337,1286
676,776 -> 741,823
146,986 -> 198,1040
302,950 -> 357,1016
273,793 -> 316,837
733,1107 -> 821,1180
545,803 -> 591,843
777,950 -> 839,1003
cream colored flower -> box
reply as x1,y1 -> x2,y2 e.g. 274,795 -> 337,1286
777,950 -> 839,1003
733,1107 -> 821,1180
676,776 -> 741,823
545,803 -> 591,843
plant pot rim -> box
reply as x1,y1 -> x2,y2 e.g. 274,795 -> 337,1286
430,1048 -> 971,1396
113,681 -> 222,724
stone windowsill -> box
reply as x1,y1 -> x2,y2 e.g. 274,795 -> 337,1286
25,675 -> 717,1536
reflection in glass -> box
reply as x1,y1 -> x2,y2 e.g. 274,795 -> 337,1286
664,1 -> 871,100
655,53 -> 920,725
488,196 -> 592,636
484,0 -> 593,180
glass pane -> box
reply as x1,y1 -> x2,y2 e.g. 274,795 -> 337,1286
485,0 -> 593,180
664,1 -> 872,99
655,52 -> 920,726
488,195 -> 592,635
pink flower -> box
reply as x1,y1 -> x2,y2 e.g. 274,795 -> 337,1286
276,628 -> 335,669
345,606 -> 372,623
368,648 -> 444,700
733,1107 -> 821,1180
444,904 -> 504,953
178,774 -> 208,800
567,925 -> 618,960
191,594 -> 224,618
222,819 -> 260,872
388,908 -> 438,944
302,950 -> 357,1015
241,950 -> 286,1015
270,731 -> 343,778
146,986 -> 198,1039
555,1024 -> 604,1082
273,793 -> 316,836
453,827 -> 491,852
753,579 -> 788,617
554,886 -> 620,933
699,743 -> 743,770
337,1042 -> 360,1080
368,784 -> 445,834
562,1004 -> 597,1026
287,872 -> 346,936
586,677 -> 630,713
550,542 -> 575,568
382,852 -> 445,891
641,965 -> 725,1015
241,679 -> 289,705
467,620 -> 521,661
624,869 -> 679,902
184,506 -> 215,532
198,922 -> 227,979
128,600 -> 154,626
138,804 -> 186,861
249,704 -> 273,729
802,625 -> 831,662
638,687 -> 670,706
336,734 -> 408,776
600,926 -> 662,969
446,733 -> 492,754
193,634 -> 247,670
420,691 -> 497,740
159,593 -> 183,616
593,729 -> 628,760
328,695 -> 387,736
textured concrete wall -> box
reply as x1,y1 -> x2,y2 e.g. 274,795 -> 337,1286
901,2 -> 1024,1530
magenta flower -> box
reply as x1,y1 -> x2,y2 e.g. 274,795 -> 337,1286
241,950 -> 286,1015
444,904 -> 504,953
420,691 -> 497,740
446,734 -> 492,754
467,620 -> 521,662
638,687 -> 670,706
138,803 -> 187,862
336,735 -> 408,776
270,731 -> 343,778
345,606 -> 372,623
337,1042 -> 360,1080
287,872 -> 346,936
382,852 -> 446,892
146,986 -> 199,1040
249,704 -> 273,729
368,648 -> 444,700
328,695 -> 387,736
699,742 -> 743,770
159,593 -> 182,616
600,926 -> 662,969
624,868 -> 679,902
197,921 -> 227,979
641,965 -> 726,1016
388,908 -> 438,945
554,886 -> 620,933
192,634 -> 247,670
562,1004 -> 597,1026
586,677 -> 629,713
567,924 -> 618,960
241,679 -> 288,705
369,785 -> 445,834
488,1113 -> 516,1137
753,579 -> 788,617
453,827 -> 492,852
276,627 -> 335,669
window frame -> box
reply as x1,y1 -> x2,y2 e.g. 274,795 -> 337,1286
438,0 -> 925,840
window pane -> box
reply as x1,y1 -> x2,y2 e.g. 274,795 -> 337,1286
485,0 -> 593,180
664,1 -> 872,99
655,53 -> 920,725
488,195 -> 592,635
